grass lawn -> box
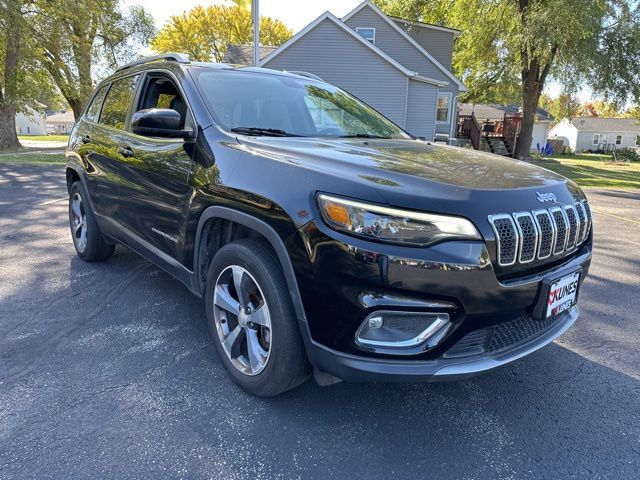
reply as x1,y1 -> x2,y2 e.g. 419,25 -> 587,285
18,135 -> 69,142
0,149 -> 66,165
534,153 -> 640,189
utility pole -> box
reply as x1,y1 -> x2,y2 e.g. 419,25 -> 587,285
252,0 -> 259,67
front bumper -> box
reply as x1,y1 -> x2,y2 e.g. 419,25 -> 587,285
289,219 -> 592,382
300,306 -> 578,382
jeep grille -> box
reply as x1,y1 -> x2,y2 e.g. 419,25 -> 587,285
488,200 -> 591,267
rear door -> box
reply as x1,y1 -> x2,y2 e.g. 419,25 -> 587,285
116,71 -> 194,261
81,75 -> 139,219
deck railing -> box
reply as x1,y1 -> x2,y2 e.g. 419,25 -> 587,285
457,113 -> 482,150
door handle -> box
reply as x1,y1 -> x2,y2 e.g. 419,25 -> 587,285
81,135 -> 91,144
118,146 -> 134,158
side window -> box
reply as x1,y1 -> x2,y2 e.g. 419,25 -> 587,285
85,85 -> 108,122
136,75 -> 190,131
99,75 -> 139,129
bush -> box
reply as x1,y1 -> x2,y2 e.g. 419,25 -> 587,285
616,148 -> 640,162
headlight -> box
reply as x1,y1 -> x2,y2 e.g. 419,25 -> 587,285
317,194 -> 481,246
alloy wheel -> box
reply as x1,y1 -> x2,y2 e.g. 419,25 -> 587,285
212,265 -> 272,376
70,192 -> 87,253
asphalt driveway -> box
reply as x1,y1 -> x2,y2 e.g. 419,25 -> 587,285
1,164 -> 639,480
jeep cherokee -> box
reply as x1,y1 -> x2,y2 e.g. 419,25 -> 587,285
65,53 -> 593,396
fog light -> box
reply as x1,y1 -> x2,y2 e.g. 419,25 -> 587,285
368,316 -> 384,329
355,311 -> 451,352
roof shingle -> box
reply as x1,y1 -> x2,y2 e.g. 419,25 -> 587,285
569,117 -> 640,132
223,44 -> 278,66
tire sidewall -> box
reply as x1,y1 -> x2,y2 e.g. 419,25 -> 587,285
205,241 -> 306,396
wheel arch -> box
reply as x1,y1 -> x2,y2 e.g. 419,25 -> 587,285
193,206 -> 307,322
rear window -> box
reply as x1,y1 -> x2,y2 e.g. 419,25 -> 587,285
99,75 -> 139,129
85,85 -> 108,122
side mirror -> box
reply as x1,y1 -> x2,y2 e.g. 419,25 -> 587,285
131,108 -> 193,139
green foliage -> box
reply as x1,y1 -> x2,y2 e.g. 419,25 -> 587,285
151,5 -> 292,62
540,93 -> 580,124
616,148 -> 640,162
27,0 -> 156,118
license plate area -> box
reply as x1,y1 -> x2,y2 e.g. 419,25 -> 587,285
533,269 -> 581,320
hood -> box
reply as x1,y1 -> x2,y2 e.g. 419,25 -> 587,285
240,137 -> 566,190
236,136 -> 582,217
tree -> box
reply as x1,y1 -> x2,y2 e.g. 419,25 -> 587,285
539,93 -> 580,124
377,0 -> 640,157
151,5 -> 292,63
0,0 -> 23,150
27,0 -> 155,118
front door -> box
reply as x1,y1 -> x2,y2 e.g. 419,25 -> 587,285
116,72 -> 194,262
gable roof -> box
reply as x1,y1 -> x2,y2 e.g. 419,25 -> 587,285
260,11 -> 447,87
390,16 -> 462,38
223,44 -> 278,66
569,117 -> 640,132
46,111 -> 75,123
459,103 -> 553,121
342,0 -> 466,92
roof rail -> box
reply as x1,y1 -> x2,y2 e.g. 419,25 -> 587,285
116,53 -> 190,72
286,70 -> 324,81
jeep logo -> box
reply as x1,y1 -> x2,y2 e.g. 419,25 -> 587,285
536,192 -> 557,203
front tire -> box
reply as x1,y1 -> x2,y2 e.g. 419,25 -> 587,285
205,239 -> 310,397
68,181 -> 115,261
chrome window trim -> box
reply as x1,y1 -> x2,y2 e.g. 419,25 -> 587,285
512,211 -> 539,264
488,213 -> 519,267
563,204 -> 581,251
532,209 -> 556,260
549,206 -> 569,255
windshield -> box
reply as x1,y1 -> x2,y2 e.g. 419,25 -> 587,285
191,69 -> 410,139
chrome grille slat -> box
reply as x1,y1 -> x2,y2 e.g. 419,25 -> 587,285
564,205 -> 580,250
550,207 -> 568,254
575,202 -> 587,243
488,214 -> 519,266
513,212 -> 538,263
579,200 -> 592,242
532,209 -> 555,260
488,200 -> 590,267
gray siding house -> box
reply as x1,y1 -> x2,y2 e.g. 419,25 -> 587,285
260,1 -> 466,141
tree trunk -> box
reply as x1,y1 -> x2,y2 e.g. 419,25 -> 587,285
515,75 -> 540,159
0,0 -> 22,151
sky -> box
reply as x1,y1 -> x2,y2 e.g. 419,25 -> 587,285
122,0 -> 362,32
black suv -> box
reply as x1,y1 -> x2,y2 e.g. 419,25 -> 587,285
66,53 -> 592,396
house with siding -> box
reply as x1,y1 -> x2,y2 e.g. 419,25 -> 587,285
549,117 -> 640,152
259,0 -> 466,141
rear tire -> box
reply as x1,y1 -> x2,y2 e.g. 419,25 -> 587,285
205,239 -> 310,397
68,181 -> 115,261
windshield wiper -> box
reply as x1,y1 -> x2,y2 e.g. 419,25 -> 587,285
231,127 -> 300,137
339,133 -> 392,139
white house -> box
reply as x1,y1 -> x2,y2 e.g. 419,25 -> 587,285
45,111 -> 75,134
15,107 -> 47,136
549,117 -> 640,152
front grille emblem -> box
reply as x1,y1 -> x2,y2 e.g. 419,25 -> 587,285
536,192 -> 557,203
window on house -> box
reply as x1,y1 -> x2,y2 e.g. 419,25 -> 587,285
636,135 -> 640,146
616,135 -> 623,145
436,93 -> 451,123
593,134 -> 600,145
356,28 -> 375,43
